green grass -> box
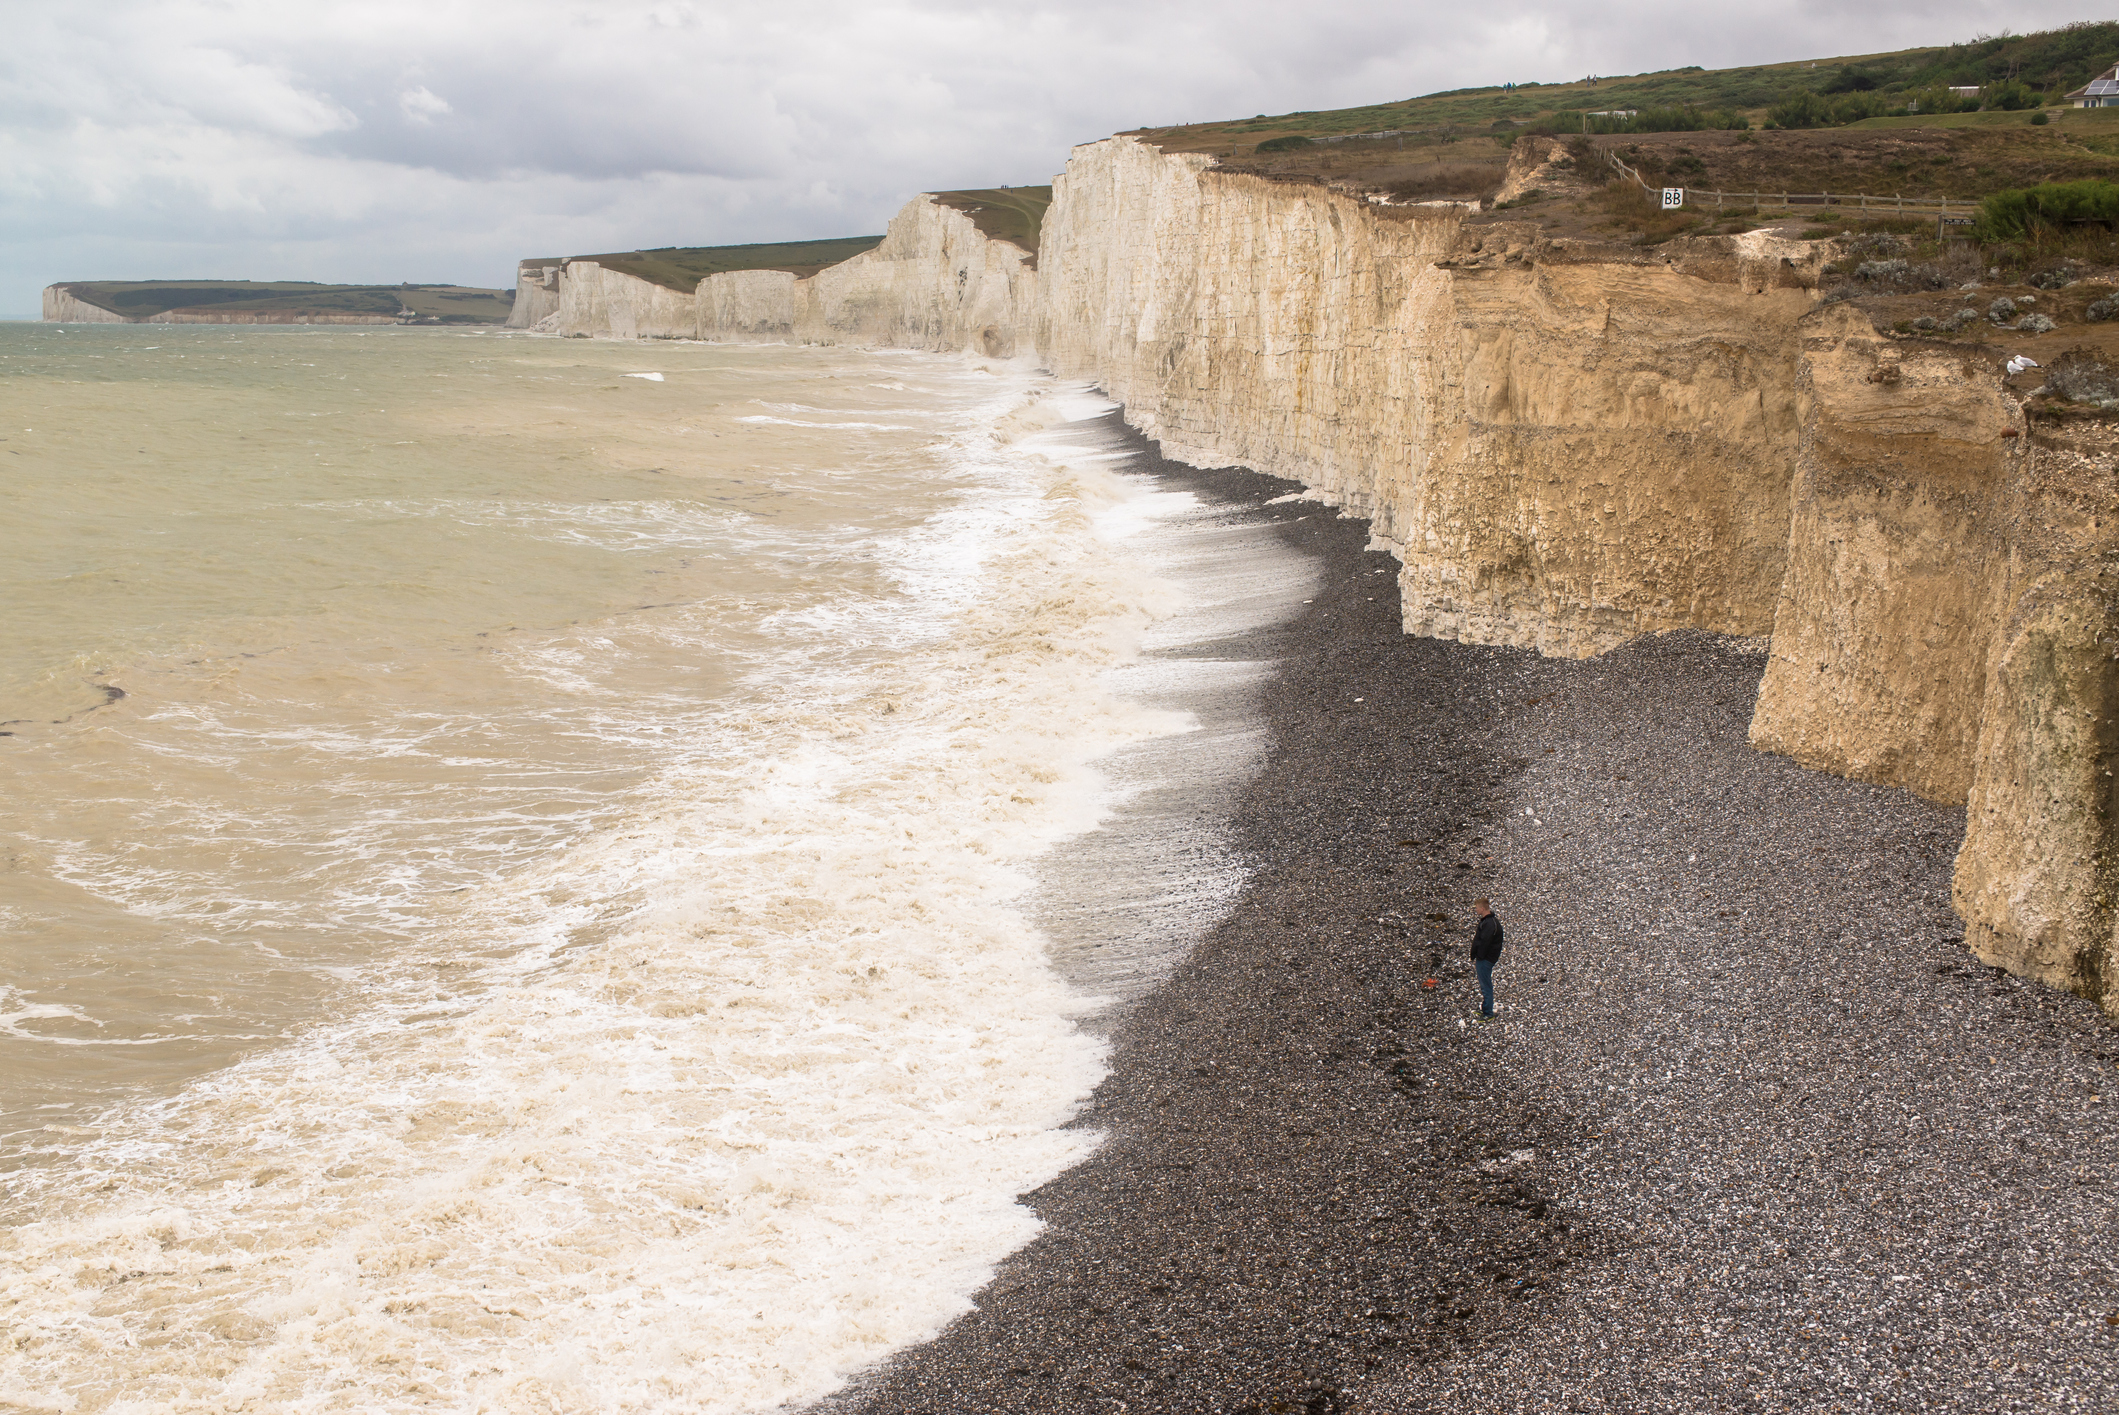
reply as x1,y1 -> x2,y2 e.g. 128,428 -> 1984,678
1146,56 -> 1904,146
56,281 -> 514,324
1143,21 -> 2119,154
546,237 -> 887,294
927,188 -> 1053,259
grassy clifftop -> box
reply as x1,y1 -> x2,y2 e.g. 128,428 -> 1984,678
928,188 -> 1053,261
56,280 -> 513,323
527,237 -> 886,294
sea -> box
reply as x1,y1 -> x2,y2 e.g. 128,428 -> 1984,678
0,324 -> 1314,1412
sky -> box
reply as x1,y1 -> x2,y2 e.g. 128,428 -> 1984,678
2,0 -> 2108,318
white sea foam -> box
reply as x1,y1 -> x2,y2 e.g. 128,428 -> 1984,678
752,402 -> 943,419
0,366 -> 1217,1413
734,416 -> 911,431
0,992 -> 157,1047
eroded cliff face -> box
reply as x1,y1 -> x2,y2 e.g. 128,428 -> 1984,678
507,266 -> 562,329
1493,135 -> 1598,206
1036,135 -> 2115,1018
1743,315 -> 2118,1004
1040,137 -> 1824,657
1751,313 -> 2023,804
508,196 -> 1037,355
1954,422 -> 2119,1006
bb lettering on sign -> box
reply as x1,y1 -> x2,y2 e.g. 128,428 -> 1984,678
1661,188 -> 1684,210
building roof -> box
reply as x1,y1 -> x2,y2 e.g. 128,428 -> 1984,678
2066,64 -> 2119,98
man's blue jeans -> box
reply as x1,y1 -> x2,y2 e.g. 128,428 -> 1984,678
1475,959 -> 1496,1017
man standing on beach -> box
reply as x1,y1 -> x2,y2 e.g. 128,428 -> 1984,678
1470,898 -> 1504,1019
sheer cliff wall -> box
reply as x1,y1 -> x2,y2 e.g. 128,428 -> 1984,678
1038,136 -> 1824,658
42,287 -> 129,323
1752,313 -> 2118,1007
506,196 -> 1036,355
1035,136 -> 2114,1018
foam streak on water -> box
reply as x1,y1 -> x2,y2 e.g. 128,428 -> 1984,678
0,329 -> 1227,1412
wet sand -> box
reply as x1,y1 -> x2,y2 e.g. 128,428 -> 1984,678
828,425 -> 2119,1414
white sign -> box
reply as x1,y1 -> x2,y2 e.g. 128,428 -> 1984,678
1661,187 -> 1685,210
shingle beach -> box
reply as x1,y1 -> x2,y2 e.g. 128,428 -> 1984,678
831,423 -> 2119,1415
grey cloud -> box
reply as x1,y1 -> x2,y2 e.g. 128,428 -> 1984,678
2,0 -> 2106,317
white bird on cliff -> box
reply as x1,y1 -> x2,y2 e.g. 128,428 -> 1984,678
2006,355 -> 2040,376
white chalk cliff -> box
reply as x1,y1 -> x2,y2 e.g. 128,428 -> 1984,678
508,195 -> 1037,356
41,287 -> 130,323
40,285 -> 403,325
513,134 -> 2117,1018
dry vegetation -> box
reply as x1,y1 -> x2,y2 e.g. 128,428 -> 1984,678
1215,129 -> 1509,201
1591,121 -> 2119,202
1185,123 -> 2119,248
1454,125 -> 2119,251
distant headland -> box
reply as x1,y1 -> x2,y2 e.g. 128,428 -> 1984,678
41,279 -> 514,325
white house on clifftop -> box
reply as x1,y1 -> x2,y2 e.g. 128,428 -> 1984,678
2065,64 -> 2119,106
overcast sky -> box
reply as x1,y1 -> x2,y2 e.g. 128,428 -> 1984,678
2,0 -> 2105,317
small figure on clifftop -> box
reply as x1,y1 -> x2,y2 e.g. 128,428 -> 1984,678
1470,897 -> 1505,1019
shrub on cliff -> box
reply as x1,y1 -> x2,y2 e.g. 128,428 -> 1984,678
1765,88 -> 1898,129
1823,236 -> 1961,295
1904,85 -> 1982,117
1524,111 -> 1583,137
2043,347 -> 2119,404
1562,136 -> 1613,184
1982,79 -> 2042,112
1583,104 -> 1746,135
1975,180 -> 2119,241
1255,135 -> 1315,154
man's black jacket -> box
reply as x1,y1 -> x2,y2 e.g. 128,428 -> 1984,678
1471,913 -> 1504,962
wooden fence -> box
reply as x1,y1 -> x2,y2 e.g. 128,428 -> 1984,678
1605,148 -> 1977,219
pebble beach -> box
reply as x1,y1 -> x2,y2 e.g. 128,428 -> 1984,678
830,425 -> 2119,1415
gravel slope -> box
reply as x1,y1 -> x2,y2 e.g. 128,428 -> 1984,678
829,431 -> 2119,1415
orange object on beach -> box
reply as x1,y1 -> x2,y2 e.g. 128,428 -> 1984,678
1421,977 -> 1439,990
